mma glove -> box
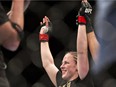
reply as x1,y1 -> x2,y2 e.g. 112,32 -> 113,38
81,1 -> 93,33
76,1 -> 93,33
39,22 -> 52,42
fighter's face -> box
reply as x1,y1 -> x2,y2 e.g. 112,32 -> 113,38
60,53 -> 78,81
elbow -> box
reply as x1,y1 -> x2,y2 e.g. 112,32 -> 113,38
79,65 -> 89,80
5,45 -> 19,51
42,59 -> 54,69
3,41 -> 20,51
42,63 -> 48,68
9,46 -> 19,51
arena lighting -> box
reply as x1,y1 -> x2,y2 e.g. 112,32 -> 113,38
94,0 -> 116,73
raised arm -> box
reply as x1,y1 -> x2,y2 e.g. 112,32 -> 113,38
39,16 -> 59,86
83,0 -> 99,61
0,0 -> 25,51
76,2 -> 89,79
77,25 -> 89,80
87,31 -> 99,61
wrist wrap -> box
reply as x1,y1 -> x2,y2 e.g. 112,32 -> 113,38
78,16 -> 86,25
39,34 -> 49,42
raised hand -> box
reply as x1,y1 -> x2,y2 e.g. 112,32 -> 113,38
80,0 -> 92,16
39,16 -> 52,42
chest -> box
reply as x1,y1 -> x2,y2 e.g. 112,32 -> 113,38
58,81 -> 87,87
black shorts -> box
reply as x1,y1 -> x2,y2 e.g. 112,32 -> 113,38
0,2 -> 9,25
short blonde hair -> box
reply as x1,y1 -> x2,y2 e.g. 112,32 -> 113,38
66,51 -> 77,64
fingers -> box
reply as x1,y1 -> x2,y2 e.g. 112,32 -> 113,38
40,16 -> 50,27
43,17 -> 46,24
40,22 -> 43,25
45,16 -> 51,27
45,16 -> 48,27
81,0 -> 92,8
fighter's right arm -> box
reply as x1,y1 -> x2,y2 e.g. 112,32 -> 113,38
40,16 -> 59,86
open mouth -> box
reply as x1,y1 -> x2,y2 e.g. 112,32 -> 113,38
62,70 -> 67,75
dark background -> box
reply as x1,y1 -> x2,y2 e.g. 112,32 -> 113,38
1,0 -> 116,87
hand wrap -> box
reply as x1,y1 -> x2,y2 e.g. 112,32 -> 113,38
77,1 -> 93,33
39,22 -> 52,42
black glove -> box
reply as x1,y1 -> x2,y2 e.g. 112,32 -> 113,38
81,1 -> 93,33
76,1 -> 92,25
80,1 -> 92,17
76,5 -> 87,25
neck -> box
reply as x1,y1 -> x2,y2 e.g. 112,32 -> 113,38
69,72 -> 79,81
